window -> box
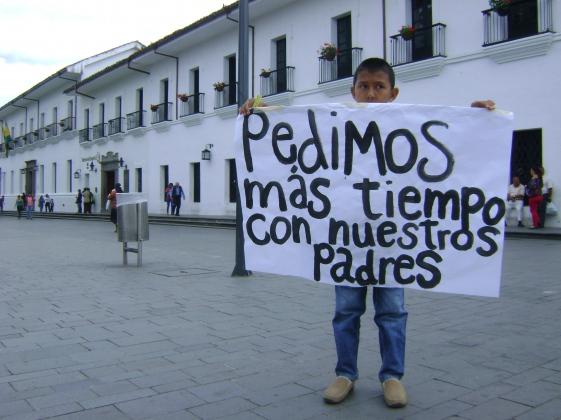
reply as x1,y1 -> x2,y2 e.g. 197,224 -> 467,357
136,168 -> 143,192
39,165 -> 44,193
84,109 -> 90,128
411,0 -> 433,61
52,162 -> 57,193
192,162 -> 200,203
99,103 -> 105,124
276,37 -> 287,93
228,159 -> 237,203
67,160 -> 72,192
336,14 -> 352,78
228,55 -> 237,105
191,68 -> 200,113
123,169 -> 129,192
510,129 -> 542,185
161,165 -> 169,200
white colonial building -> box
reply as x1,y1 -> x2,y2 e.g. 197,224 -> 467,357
1,0 -> 560,226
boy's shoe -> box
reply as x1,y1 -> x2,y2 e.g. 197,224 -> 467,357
323,376 -> 354,404
382,378 -> 407,408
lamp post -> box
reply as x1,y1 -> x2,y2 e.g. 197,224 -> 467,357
232,0 -> 251,277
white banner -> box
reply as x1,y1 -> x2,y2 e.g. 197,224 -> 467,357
234,103 -> 514,297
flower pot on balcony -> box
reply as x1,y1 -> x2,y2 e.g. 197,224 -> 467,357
150,105 -> 159,112
319,43 -> 338,61
494,6 -> 510,16
399,25 -> 416,41
177,94 -> 189,102
213,82 -> 226,92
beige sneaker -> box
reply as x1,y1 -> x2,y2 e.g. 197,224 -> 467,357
323,376 -> 354,404
382,378 -> 407,408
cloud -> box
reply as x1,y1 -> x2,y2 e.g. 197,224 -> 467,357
0,0 -> 237,107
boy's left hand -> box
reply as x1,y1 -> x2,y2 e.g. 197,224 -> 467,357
471,100 -> 496,110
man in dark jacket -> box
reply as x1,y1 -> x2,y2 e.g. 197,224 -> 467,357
171,182 -> 185,216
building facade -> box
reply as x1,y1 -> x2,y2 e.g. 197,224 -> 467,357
1,0 -> 560,226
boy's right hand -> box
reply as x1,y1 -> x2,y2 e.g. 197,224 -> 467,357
239,96 -> 266,116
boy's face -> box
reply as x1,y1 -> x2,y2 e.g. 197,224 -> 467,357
351,70 -> 399,104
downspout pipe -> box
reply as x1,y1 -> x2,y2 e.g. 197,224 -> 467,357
382,0 -> 387,60
226,12 -> 255,97
154,50 -> 179,120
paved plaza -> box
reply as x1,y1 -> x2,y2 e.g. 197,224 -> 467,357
0,216 -> 561,419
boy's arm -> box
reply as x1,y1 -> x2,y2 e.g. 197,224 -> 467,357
239,95 -> 267,116
470,100 -> 496,110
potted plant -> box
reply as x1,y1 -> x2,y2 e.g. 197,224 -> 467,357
489,0 -> 512,16
399,25 -> 416,40
150,104 -> 159,112
318,42 -> 338,61
59,121 -> 65,127
260,68 -> 272,78
213,82 -> 226,92
177,93 -> 189,102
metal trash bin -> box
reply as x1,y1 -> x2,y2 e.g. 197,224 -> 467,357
117,193 -> 149,266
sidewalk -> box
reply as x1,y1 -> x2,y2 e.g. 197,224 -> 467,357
0,217 -> 560,419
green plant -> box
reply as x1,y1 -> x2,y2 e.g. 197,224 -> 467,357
399,25 -> 416,40
318,42 -> 338,60
213,82 -> 226,92
260,68 -> 272,78
489,0 -> 512,9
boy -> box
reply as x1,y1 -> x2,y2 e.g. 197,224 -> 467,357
240,57 -> 495,408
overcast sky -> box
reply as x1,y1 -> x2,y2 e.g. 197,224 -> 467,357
0,0 -> 237,106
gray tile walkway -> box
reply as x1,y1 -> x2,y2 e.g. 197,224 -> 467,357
1,216 -> 561,419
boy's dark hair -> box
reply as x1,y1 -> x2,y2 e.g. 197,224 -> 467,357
353,57 -> 395,88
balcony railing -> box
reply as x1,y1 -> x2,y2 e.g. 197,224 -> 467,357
260,67 -> 295,97
14,135 -> 26,148
24,132 -> 37,145
45,122 -> 58,139
179,93 -> 205,117
214,83 -> 237,109
482,0 -> 552,46
151,102 -> 172,124
108,117 -> 125,135
79,128 -> 91,143
92,123 -> 106,140
59,116 -> 75,132
318,47 -> 362,84
127,110 -> 145,130
37,127 -> 48,141
390,23 -> 446,66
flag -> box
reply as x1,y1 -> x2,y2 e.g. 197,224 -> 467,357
2,126 -> 12,157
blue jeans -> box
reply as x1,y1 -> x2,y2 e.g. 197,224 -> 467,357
333,286 -> 407,383
26,205 -> 33,219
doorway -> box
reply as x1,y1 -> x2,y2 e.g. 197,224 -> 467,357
102,170 -> 116,211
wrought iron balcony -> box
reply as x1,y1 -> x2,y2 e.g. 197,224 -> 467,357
126,110 -> 145,130
23,132 -> 37,145
59,116 -> 75,132
390,23 -> 446,66
179,93 -> 205,117
92,123 -> 106,140
150,102 -> 173,124
45,122 -> 58,139
37,127 -> 48,141
260,66 -> 295,97
108,117 -> 125,135
79,128 -> 91,143
214,83 -> 237,109
482,0 -> 553,46
318,47 -> 362,84
14,135 -> 26,148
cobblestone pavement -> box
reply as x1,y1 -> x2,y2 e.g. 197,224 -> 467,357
1,216 -> 561,420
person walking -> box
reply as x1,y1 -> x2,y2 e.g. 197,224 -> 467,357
171,182 -> 185,216
83,188 -> 93,214
15,195 -> 24,219
48,195 -> 55,213
164,182 -> 173,215
537,166 -> 553,228
526,167 -> 543,229
107,183 -> 123,231
75,189 -> 83,213
38,195 -> 45,212
0,195 -> 4,212
25,194 -> 34,220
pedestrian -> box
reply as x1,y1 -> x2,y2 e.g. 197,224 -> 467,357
526,167 -> 543,229
537,166 -> 553,228
15,195 -> 24,219
164,182 -> 173,214
506,176 -> 524,227
107,183 -> 123,231
25,194 -> 34,220
44,194 -> 50,212
75,189 -> 83,213
38,195 -> 45,212
0,195 -> 4,212
171,182 -> 185,216
83,188 -> 93,214
48,195 -> 54,212
241,56 -> 496,409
